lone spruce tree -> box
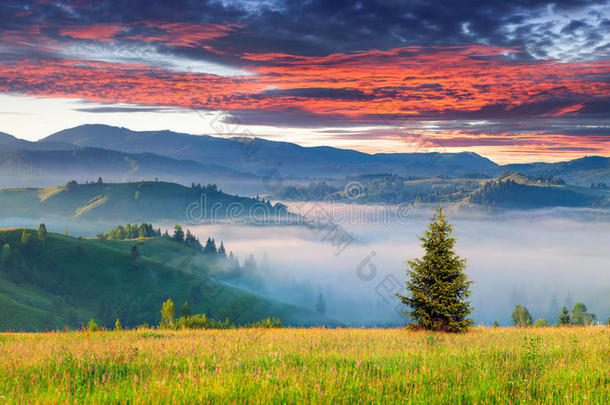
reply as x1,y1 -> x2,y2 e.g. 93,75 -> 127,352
397,207 -> 473,332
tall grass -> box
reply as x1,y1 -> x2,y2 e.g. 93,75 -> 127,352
0,327 -> 608,403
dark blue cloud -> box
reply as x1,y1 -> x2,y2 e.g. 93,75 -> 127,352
2,0 -> 609,63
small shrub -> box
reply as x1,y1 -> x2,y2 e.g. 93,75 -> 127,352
178,314 -> 208,329
534,318 -> 549,327
87,319 -> 99,332
160,299 -> 175,328
520,336 -> 542,375
246,317 -> 283,329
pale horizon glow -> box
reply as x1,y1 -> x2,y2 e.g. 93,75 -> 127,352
0,94 -> 606,165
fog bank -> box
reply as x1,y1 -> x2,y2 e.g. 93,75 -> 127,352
188,205 -> 610,326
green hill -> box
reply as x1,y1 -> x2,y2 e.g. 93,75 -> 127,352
0,228 -> 329,331
270,173 -> 610,209
490,156 -> 610,187
0,181 -> 288,223
469,173 -> 610,209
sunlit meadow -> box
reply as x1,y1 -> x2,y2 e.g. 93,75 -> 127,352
0,327 -> 608,404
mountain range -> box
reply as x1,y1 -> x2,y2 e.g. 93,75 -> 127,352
0,124 -> 608,193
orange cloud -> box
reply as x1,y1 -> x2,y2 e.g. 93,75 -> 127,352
125,22 -> 240,47
543,103 -> 585,117
241,46 -> 609,118
57,21 -> 239,46
0,44 -> 607,121
60,24 -> 125,42
329,128 -> 610,163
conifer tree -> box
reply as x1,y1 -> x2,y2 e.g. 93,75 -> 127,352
315,293 -> 326,315
558,306 -> 571,325
204,238 -> 217,255
172,225 -> 185,243
218,242 -> 227,258
397,207 -> 473,332
181,301 -> 191,318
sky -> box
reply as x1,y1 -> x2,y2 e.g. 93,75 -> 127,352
0,0 -> 609,163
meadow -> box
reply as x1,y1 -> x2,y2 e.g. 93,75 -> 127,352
0,327 -> 608,404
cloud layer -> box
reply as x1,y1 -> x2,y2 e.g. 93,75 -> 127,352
0,0 -> 609,161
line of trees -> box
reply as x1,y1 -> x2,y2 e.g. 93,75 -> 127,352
85,297 -> 284,331
159,298 -> 283,330
168,225 -> 229,260
99,223 -> 234,261
101,223 -> 161,241
590,182 -> 608,190
510,302 -> 597,327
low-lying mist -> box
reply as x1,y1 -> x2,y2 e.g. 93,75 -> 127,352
2,204 -> 608,327
186,205 -> 610,326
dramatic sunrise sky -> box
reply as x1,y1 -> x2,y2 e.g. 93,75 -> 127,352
1,0 -> 609,163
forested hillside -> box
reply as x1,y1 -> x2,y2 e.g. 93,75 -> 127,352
0,228 -> 329,331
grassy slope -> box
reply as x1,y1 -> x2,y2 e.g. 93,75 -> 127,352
0,327 -> 607,403
0,181 -> 281,222
0,229 -> 327,331
280,174 -> 609,208
468,173 -> 610,208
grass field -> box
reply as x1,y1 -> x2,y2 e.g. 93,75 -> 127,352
0,327 -> 608,404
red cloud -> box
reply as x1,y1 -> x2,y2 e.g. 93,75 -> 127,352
57,22 -> 240,46
60,24 -> 125,42
0,43 -> 607,122
125,22 -> 240,47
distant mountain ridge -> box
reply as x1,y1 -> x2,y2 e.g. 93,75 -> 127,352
0,124 -> 607,188
0,130 -> 74,151
39,124 -> 499,178
0,147 -> 256,191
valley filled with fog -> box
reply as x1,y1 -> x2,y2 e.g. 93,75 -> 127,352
186,204 -> 610,326
2,204 -> 608,327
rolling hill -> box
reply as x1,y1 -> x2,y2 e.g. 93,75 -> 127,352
468,173 -> 610,209
0,180 -> 288,223
0,228 -> 329,331
486,156 -> 610,187
270,173 -> 610,209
